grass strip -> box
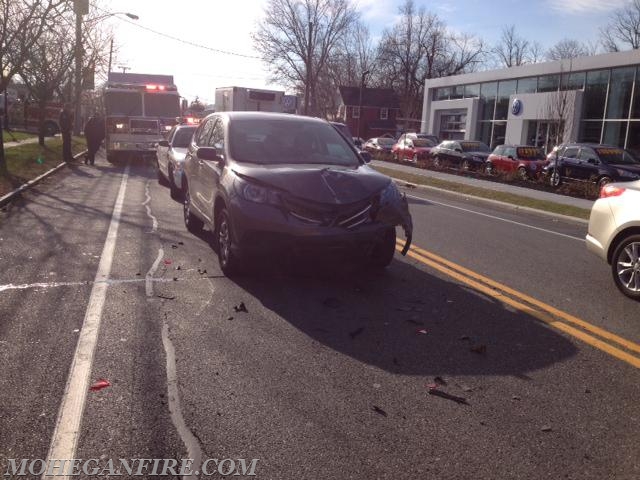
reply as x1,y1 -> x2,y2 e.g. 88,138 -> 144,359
373,165 -> 591,220
0,136 -> 86,197
2,131 -> 36,143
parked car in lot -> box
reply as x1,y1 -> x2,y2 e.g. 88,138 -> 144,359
157,124 -> 198,199
544,143 -> 640,189
391,133 -> 436,163
485,145 -> 549,179
363,137 -> 395,155
429,140 -> 491,170
182,112 -> 413,274
586,180 -> 640,300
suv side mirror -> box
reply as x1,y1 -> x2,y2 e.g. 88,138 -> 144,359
197,146 -> 224,163
158,140 -> 169,147
507,155 -> 514,160
587,158 -> 598,165
455,148 -> 462,153
360,151 -> 372,163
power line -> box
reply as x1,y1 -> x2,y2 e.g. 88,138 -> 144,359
92,3 -> 262,60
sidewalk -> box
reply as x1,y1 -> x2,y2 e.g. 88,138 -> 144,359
3,137 -> 41,149
371,160 -> 594,211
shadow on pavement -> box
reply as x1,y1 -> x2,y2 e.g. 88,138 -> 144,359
229,255 -> 578,377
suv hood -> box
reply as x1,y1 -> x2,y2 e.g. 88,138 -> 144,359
232,163 -> 391,205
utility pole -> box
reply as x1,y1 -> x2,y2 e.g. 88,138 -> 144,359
357,70 -> 370,141
303,21 -> 313,116
108,38 -> 113,75
73,0 -> 88,136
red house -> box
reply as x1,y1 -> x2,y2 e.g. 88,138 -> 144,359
337,87 -> 400,141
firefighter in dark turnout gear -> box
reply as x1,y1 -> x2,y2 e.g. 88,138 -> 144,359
83,113 -> 105,165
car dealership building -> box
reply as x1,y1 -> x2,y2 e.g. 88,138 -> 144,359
420,50 -> 639,155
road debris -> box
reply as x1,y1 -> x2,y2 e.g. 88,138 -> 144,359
349,327 -> 364,340
227,316 -> 234,321
73,329 -> 80,333
372,406 -> 388,417
234,302 -> 248,313
157,294 -> 176,300
541,426 -> 553,432
175,266 -> 182,271
171,244 -> 178,249
434,376 -> 447,386
163,259 -> 172,265
416,329 -> 428,335
89,379 -> 111,392
427,388 -> 469,405
459,335 -> 470,341
512,395 -> 521,401
470,344 -> 487,354
197,268 -> 208,275
178,241 -> 184,245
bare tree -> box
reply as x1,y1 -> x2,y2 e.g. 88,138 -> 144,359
546,38 -> 590,60
528,41 -> 545,63
600,0 -> 640,51
0,0 -> 66,173
492,25 -> 529,67
252,0 -> 359,116
376,0 -> 484,128
18,19 -> 76,146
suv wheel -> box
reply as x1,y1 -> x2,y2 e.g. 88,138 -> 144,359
597,176 -> 612,190
216,207 -> 243,275
183,183 -> 204,234
484,162 -> 494,175
611,234 -> 640,300
549,169 -> 561,187
517,167 -> 528,180
461,159 -> 470,171
432,156 -> 441,168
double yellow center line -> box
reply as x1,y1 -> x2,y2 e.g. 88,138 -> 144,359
397,240 -> 640,369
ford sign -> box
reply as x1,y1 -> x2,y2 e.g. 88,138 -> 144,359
511,99 -> 523,116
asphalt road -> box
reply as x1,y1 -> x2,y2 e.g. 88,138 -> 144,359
0,153 -> 639,480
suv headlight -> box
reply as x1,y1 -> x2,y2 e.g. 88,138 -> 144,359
235,177 -> 283,205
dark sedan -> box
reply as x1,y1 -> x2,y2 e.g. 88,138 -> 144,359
430,140 -> 491,171
544,143 -> 640,189
181,112 -> 413,274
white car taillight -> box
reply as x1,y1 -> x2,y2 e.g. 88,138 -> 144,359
600,184 -> 626,199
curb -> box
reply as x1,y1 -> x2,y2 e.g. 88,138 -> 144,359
391,176 -> 589,225
0,151 -> 86,208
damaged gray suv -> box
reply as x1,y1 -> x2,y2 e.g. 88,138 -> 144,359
181,112 -> 412,274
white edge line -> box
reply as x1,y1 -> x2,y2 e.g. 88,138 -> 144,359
42,164 -> 130,479
405,193 -> 585,242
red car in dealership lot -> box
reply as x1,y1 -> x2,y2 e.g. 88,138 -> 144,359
485,145 -> 549,179
391,133 -> 436,164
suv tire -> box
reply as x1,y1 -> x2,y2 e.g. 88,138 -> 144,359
611,234 -> 640,300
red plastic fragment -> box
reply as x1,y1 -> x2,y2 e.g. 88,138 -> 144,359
164,259 -> 172,265
89,379 -> 111,391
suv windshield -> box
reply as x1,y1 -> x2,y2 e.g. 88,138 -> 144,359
517,147 -> 545,160
172,127 -> 197,148
461,142 -> 489,152
230,118 -> 360,166
595,148 -> 639,165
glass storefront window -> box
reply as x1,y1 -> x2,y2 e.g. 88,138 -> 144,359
560,72 -> 586,91
477,121 -> 492,146
579,120 -> 603,143
491,122 -> 507,149
627,122 -> 640,157
450,85 -> 464,99
434,87 -> 450,101
583,69 -> 609,119
603,121 -> 628,147
632,67 -> 640,119
495,80 -> 517,120
464,84 -> 480,98
537,75 -> 560,93
517,77 -> 537,94
606,67 -> 635,120
479,82 -> 497,121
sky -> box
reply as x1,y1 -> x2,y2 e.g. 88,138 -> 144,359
97,0 -> 630,106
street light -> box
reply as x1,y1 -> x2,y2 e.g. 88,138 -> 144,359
357,70 -> 370,142
73,1 -> 138,135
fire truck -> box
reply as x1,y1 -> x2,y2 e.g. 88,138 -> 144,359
104,72 -> 181,162
6,99 -> 63,136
